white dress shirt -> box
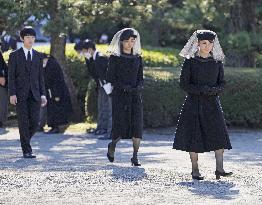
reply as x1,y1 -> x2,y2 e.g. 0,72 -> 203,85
22,46 -> 33,60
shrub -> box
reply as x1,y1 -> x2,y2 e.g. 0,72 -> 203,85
85,66 -> 262,128
4,44 -> 262,128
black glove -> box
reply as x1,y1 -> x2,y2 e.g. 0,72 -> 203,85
122,85 -> 132,93
136,85 -> 143,91
207,91 -> 218,96
200,85 -> 217,96
200,85 -> 211,95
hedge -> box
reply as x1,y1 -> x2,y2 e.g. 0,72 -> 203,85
34,45 -> 262,128
62,44 -> 182,118
85,66 -> 262,128
3,44 -> 262,128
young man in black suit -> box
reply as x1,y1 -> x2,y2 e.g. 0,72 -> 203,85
8,26 -> 47,158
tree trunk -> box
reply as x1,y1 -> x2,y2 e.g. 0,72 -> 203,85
227,0 -> 256,67
49,1 -> 82,122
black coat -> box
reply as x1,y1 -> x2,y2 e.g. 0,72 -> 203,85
173,56 -> 232,153
44,56 -> 72,127
0,52 -> 8,89
1,36 -> 17,52
85,52 -> 109,86
8,48 -> 46,101
106,54 -> 143,139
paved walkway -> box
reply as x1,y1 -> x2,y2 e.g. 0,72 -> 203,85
0,128 -> 261,205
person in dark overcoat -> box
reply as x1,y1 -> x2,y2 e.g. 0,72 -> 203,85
106,28 -> 144,166
74,40 -> 112,140
173,30 -> 232,180
0,51 -> 8,127
1,32 -> 17,52
39,54 -> 73,134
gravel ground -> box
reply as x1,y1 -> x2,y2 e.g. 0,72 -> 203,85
0,128 -> 261,205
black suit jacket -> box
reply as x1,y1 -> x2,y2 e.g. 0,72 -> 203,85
85,52 -> 109,86
8,47 -> 46,101
0,52 -> 8,88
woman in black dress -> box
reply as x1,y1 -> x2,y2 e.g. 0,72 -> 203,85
173,30 -> 232,180
106,28 -> 143,166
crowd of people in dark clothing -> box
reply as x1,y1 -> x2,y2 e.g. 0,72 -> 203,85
0,26 -> 233,180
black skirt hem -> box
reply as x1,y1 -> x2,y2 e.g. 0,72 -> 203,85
172,144 -> 232,153
111,135 -> 143,140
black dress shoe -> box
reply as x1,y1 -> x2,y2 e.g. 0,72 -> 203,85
0,121 -> 3,128
191,172 -> 204,180
192,175 -> 204,180
131,157 -> 141,166
107,143 -> 114,162
23,153 -> 36,158
45,127 -> 60,134
87,128 -> 97,134
215,170 -> 233,180
98,134 -> 111,140
95,129 -> 107,135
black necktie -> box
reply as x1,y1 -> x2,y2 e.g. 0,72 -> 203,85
27,51 -> 31,63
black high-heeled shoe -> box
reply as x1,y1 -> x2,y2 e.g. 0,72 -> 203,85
191,172 -> 204,180
131,157 -> 141,166
215,170 -> 233,180
107,143 -> 114,163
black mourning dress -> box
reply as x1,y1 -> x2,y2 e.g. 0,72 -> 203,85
106,54 -> 143,140
173,56 -> 232,153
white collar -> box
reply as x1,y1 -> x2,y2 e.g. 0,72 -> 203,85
22,46 -> 33,54
22,46 -> 33,60
93,50 -> 98,60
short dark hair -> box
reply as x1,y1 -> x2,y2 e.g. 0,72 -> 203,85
82,39 -> 96,50
74,41 -> 83,51
20,26 -> 36,39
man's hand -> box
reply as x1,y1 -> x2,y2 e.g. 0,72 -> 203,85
0,77 -> 6,86
10,95 -> 17,105
41,96 -> 47,107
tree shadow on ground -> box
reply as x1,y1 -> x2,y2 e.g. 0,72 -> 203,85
223,133 -> 262,166
0,128 -> 9,135
177,180 -> 239,200
0,132 -> 162,172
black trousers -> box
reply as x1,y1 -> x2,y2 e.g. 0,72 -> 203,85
16,91 -> 40,154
